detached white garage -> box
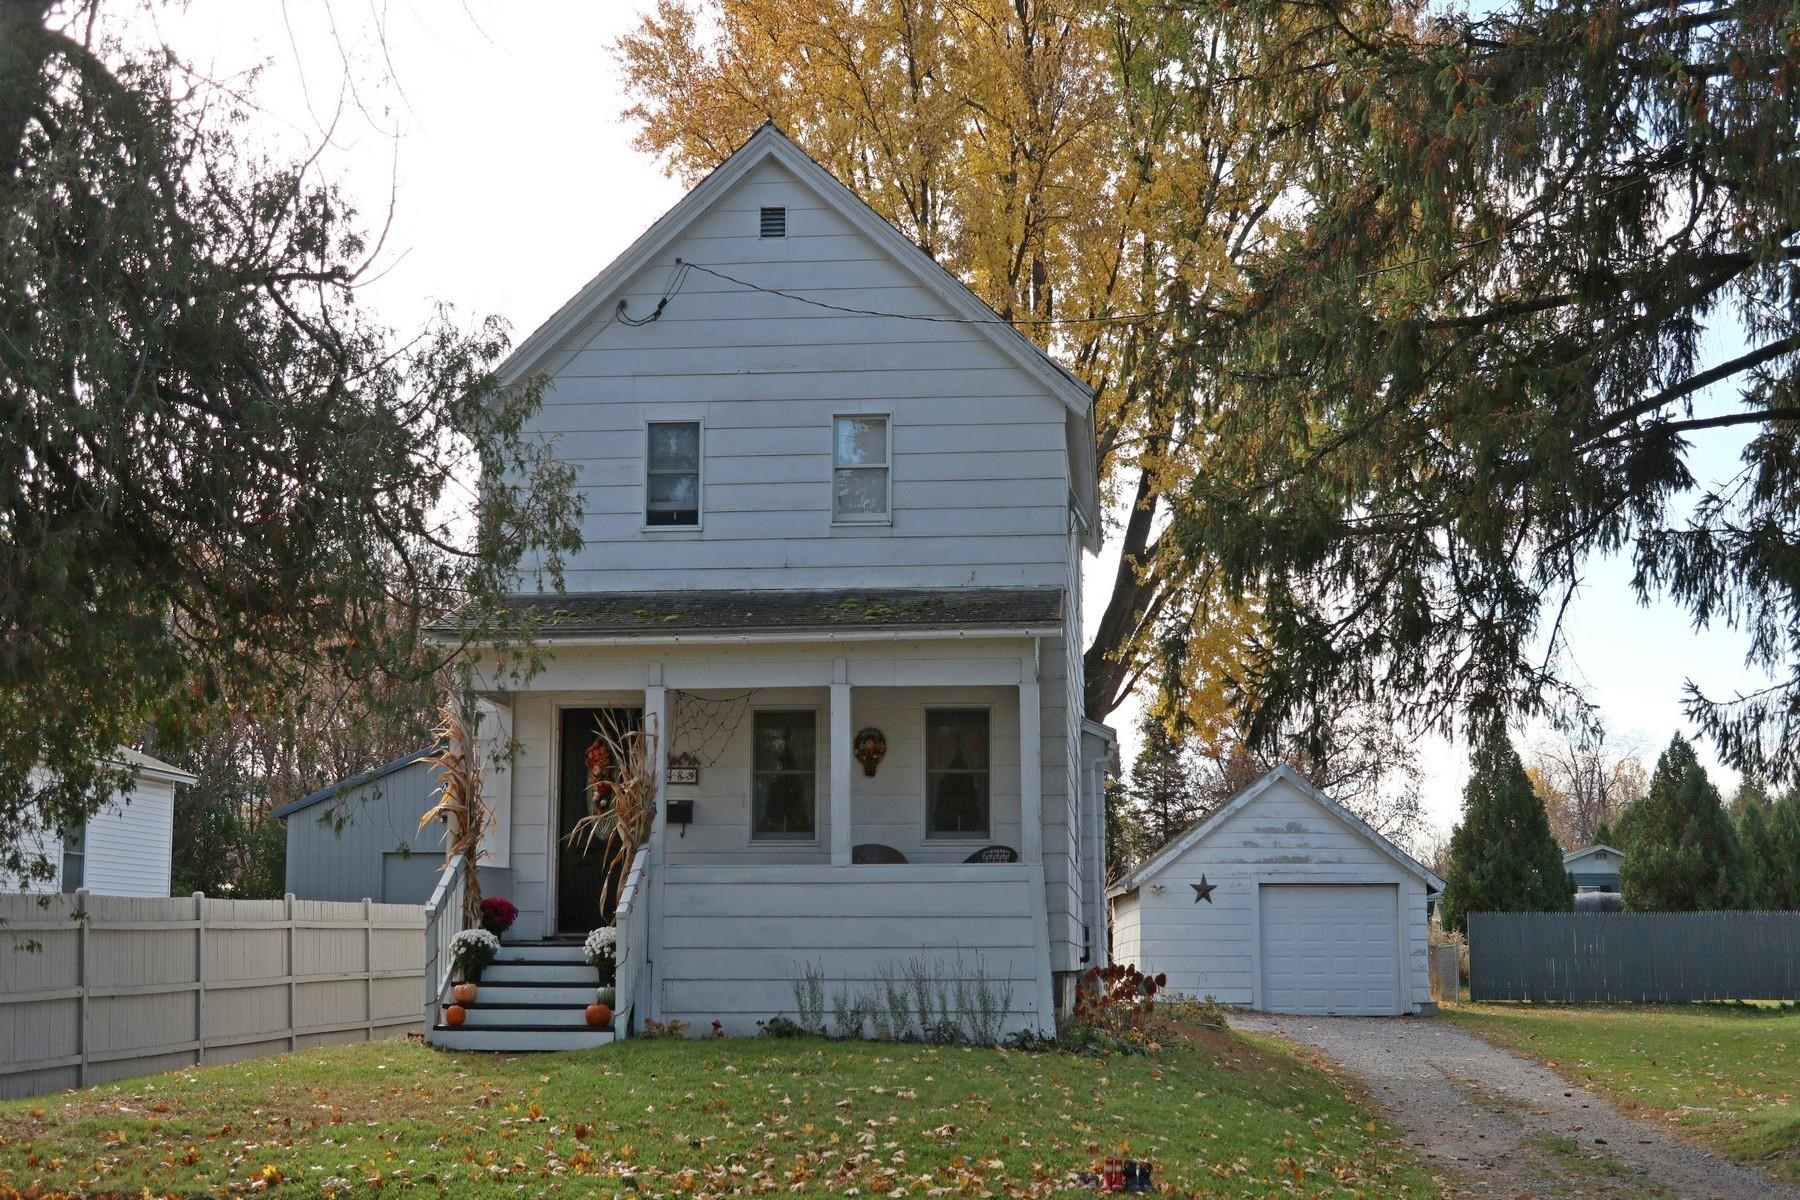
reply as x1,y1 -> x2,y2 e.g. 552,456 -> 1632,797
1108,766 -> 1444,1016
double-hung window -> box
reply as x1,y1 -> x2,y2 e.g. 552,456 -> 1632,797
751,710 -> 818,840
925,708 -> 990,839
832,415 -> 889,522
646,421 -> 701,527
59,822 -> 85,893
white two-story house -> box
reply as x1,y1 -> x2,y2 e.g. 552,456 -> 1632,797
426,124 -> 1116,1049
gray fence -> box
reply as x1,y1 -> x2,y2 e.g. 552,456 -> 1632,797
1469,910 -> 1800,1002
2,890 -> 425,1100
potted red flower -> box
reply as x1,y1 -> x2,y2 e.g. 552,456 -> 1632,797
480,896 -> 518,938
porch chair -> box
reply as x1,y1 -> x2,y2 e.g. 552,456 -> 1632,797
852,843 -> 910,864
963,845 -> 1019,864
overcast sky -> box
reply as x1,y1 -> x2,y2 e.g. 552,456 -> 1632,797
123,0 -> 1776,842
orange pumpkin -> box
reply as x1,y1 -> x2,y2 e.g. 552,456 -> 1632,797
585,1003 -> 612,1028
453,982 -> 478,1005
445,1004 -> 467,1028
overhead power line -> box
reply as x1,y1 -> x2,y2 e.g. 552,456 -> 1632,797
664,259 -> 1170,327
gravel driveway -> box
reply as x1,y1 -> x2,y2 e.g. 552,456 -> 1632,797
1235,1013 -> 1798,1200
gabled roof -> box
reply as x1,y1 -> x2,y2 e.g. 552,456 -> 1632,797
493,123 -> 1101,547
272,747 -> 439,821
1564,843 -> 1625,865
1107,764 -> 1447,897
110,747 -> 197,787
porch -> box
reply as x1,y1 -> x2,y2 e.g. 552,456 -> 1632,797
451,635 -> 1074,1039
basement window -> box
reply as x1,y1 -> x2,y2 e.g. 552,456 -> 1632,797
760,207 -> 787,238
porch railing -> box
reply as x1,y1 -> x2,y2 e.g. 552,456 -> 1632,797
421,852 -> 468,1036
612,844 -> 652,1036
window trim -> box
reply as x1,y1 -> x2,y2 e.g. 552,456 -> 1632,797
830,412 -> 892,526
643,417 -> 704,532
922,704 -> 993,842
747,706 -> 823,844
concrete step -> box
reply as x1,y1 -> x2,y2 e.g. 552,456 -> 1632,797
483,962 -> 595,984
428,1025 -> 615,1052
457,1004 -> 596,1029
465,983 -> 602,1007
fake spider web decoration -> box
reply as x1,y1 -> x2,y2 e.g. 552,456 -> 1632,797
667,689 -> 760,769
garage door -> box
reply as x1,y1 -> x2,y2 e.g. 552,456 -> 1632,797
1259,884 -> 1401,1015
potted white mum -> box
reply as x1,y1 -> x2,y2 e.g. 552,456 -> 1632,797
450,928 -> 500,983
584,926 -> 617,986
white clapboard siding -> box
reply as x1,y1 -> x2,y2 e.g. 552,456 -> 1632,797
0,892 -> 424,1100
495,639 -> 1069,953
657,863 -> 1053,1036
511,155 -> 1073,593
1108,773 -> 1436,1014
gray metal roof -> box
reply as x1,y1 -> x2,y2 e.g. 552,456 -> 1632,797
487,587 -> 1063,637
273,746 -> 439,820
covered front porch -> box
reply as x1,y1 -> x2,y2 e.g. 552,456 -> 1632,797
473,632 -> 1071,1036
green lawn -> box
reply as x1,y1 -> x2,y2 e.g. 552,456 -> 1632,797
0,1025 -> 1440,1198
1446,1003 -> 1800,1182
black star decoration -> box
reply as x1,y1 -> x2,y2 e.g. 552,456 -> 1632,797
1191,877 -> 1217,904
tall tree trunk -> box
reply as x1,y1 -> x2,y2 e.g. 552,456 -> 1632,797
1084,460 -> 1161,720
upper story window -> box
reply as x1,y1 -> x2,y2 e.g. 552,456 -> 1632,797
925,708 -> 990,839
752,710 -> 817,840
833,415 -> 889,522
646,420 -> 701,527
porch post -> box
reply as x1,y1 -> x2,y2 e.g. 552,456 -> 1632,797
1019,649 -> 1043,864
830,670 -> 852,866
644,682 -> 668,1022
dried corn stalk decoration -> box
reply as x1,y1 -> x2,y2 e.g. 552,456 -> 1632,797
419,699 -> 491,928
565,710 -> 657,920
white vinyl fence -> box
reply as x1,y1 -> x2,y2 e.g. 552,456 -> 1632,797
1,890 -> 425,1100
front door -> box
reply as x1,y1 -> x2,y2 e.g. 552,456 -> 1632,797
557,706 -> 642,935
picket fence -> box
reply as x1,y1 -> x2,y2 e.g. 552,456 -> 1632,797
1,890 -> 424,1100
1469,910 -> 1800,1002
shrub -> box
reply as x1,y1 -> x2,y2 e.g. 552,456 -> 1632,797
791,957 -> 1014,1046
790,961 -> 827,1035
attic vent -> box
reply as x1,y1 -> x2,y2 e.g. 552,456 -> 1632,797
760,206 -> 787,238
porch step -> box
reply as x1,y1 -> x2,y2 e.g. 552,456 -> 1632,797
495,942 -> 591,964
483,962 -> 595,984
429,1025 -> 615,1052
454,1003 -> 593,1029
467,983 -> 600,1006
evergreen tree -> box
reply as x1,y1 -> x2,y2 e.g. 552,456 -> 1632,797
1736,800 -> 1778,910
1767,791 -> 1800,911
0,4 -> 579,887
1104,776 -> 1142,882
1590,820 -> 1615,848
1617,736 -> 1744,911
1440,725 -> 1572,935
1126,714 -> 1208,856
1174,0 -> 1800,781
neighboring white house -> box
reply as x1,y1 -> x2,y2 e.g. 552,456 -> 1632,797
426,124 -> 1116,1049
1108,766 -> 1445,1017
7,749 -> 197,898
1564,843 -> 1625,893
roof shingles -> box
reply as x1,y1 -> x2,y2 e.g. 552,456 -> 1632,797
491,587 -> 1061,637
